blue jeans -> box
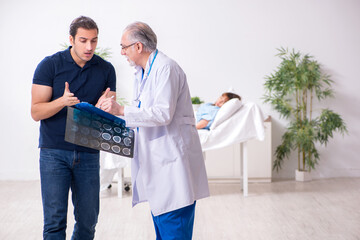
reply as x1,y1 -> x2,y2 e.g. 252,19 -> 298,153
151,202 -> 196,240
39,148 -> 100,240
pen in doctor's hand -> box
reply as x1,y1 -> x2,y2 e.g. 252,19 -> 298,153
100,95 -> 114,110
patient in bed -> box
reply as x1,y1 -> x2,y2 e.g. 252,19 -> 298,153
196,92 -> 241,130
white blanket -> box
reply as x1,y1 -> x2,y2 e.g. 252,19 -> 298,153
198,102 -> 265,152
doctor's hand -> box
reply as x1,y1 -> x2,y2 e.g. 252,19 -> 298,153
99,97 -> 124,116
62,82 -> 80,107
95,87 -> 111,108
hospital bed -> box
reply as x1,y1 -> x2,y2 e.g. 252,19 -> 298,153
101,98 -> 266,198
197,98 -> 266,196
100,152 -> 130,198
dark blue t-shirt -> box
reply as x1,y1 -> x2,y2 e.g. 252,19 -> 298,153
33,47 -> 116,152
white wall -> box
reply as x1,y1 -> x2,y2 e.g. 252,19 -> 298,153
1,0 -> 359,180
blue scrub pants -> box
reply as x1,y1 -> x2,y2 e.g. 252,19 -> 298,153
151,201 -> 196,240
40,148 -> 100,240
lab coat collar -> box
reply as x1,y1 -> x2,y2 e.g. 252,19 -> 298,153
143,49 -> 158,79
134,49 -> 158,81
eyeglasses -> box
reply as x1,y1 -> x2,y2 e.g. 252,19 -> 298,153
121,42 -> 137,50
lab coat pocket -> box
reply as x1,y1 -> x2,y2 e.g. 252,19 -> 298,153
179,124 -> 196,152
149,134 -> 183,165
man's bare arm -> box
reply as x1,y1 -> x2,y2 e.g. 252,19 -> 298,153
31,82 -> 79,121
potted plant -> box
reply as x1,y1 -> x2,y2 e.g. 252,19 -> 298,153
263,47 -> 347,181
191,96 -> 204,112
61,43 -> 112,60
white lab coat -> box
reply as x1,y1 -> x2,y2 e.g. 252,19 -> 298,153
124,50 -> 210,216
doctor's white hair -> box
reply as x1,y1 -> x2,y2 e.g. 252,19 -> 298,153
124,22 -> 157,52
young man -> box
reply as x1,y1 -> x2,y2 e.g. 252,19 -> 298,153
98,22 -> 210,239
31,16 -> 116,240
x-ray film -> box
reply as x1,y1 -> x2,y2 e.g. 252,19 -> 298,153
65,102 -> 135,158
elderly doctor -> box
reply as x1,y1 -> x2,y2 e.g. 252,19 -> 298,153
98,22 -> 209,239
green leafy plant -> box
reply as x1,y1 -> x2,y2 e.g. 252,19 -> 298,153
264,47 -> 347,172
60,43 -> 112,60
191,96 -> 204,105
117,97 -> 129,106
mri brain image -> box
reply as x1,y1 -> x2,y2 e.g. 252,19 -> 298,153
65,107 -> 134,157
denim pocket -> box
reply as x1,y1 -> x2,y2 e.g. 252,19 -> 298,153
39,148 -> 70,175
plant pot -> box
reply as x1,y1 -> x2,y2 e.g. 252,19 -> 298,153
295,170 -> 312,182
192,104 -> 201,112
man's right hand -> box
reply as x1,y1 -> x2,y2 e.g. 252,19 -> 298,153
31,82 -> 79,121
62,82 -> 80,106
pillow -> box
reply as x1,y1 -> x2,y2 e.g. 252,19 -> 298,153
210,98 -> 242,130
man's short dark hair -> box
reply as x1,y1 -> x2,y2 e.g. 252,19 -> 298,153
69,16 -> 98,38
